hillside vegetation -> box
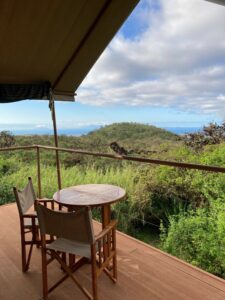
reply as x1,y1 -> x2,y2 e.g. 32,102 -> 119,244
14,123 -> 180,164
87,122 -> 178,143
15,122 -> 178,147
0,122 -> 224,278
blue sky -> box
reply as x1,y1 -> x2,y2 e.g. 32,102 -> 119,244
0,0 -> 225,131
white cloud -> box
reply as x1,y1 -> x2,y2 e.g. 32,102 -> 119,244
35,124 -> 49,129
77,0 -> 225,118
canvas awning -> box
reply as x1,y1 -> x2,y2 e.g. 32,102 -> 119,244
206,0 -> 225,6
0,0 -> 139,102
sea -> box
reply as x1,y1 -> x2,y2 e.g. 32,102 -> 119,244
165,127 -> 201,135
6,126 -> 201,136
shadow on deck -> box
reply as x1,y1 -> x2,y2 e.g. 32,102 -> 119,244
0,203 -> 225,300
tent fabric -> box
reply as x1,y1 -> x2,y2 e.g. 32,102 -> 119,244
0,82 -> 51,103
206,0 -> 225,5
0,0 -> 139,102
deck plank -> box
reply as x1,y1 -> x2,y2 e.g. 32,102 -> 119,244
0,203 -> 224,300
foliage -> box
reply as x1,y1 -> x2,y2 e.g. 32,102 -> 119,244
0,131 -> 15,148
184,122 -> 225,150
87,122 -> 178,141
0,123 -> 225,279
0,181 -> 14,205
160,200 -> 225,278
15,122 -> 180,162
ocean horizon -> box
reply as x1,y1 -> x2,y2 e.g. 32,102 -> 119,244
1,125 -> 202,136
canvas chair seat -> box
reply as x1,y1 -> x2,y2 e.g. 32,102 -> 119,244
47,238 -> 91,259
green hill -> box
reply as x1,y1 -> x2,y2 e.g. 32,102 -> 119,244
82,123 -> 179,154
14,122 -> 180,159
86,122 -> 177,142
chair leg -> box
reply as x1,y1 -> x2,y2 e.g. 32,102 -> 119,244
42,247 -> 48,300
69,254 -> 76,268
91,246 -> 98,300
21,229 -> 36,272
112,228 -> 117,281
35,226 -> 40,248
91,265 -> 98,300
21,229 -> 27,272
50,251 -> 93,299
113,254 -> 117,281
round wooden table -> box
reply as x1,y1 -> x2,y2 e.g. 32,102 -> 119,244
53,184 -> 126,229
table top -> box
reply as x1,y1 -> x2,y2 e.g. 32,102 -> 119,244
53,184 -> 126,207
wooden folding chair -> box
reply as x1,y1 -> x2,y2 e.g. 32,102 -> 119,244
36,204 -> 117,300
13,177 -> 54,272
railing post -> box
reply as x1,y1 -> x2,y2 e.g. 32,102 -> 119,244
36,146 -> 42,198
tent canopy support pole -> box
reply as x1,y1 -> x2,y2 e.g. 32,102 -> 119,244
50,99 -> 62,191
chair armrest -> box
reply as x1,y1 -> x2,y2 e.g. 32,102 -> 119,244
22,214 -> 37,219
95,220 -> 118,242
35,198 -> 55,209
36,198 -> 53,203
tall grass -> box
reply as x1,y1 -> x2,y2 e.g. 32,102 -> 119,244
0,160 -> 147,233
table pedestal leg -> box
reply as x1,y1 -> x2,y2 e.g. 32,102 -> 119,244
102,204 -> 111,229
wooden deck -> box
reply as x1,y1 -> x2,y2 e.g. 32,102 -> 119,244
0,203 -> 225,300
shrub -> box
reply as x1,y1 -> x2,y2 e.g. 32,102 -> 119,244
0,182 -> 14,205
160,200 -> 225,278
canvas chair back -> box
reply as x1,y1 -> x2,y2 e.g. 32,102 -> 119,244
14,178 -> 36,216
36,204 -> 95,244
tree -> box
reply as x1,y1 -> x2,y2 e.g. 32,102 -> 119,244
0,131 -> 15,148
184,123 -> 225,150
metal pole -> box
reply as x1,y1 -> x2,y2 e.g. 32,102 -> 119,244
49,98 -> 62,191
36,146 -> 42,198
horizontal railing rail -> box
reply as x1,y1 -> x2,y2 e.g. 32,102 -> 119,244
1,144 -> 225,198
0,145 -> 37,151
37,145 -> 225,173
1,144 -> 225,172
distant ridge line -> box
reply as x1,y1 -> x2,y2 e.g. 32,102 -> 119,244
1,125 -> 202,136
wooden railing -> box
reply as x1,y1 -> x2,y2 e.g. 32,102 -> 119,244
1,144 -> 225,198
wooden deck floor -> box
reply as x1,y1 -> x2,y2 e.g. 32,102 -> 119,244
0,203 -> 225,300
